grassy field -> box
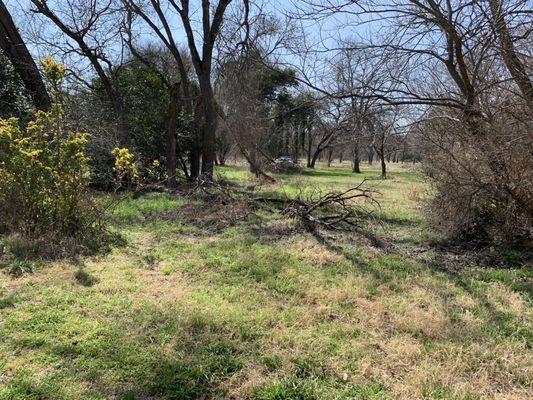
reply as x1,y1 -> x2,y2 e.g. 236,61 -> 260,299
1,163 -> 532,400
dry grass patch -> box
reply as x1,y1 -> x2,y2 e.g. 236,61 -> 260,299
285,236 -> 347,269
487,282 -> 530,315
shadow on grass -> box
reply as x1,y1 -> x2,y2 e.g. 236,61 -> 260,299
301,167 -> 420,181
309,221 -> 532,339
4,307 -> 246,400
449,271 -> 533,344
378,214 -> 422,227
0,292 -> 18,309
0,230 -> 126,278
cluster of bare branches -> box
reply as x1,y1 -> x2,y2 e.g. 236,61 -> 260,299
258,179 -> 379,231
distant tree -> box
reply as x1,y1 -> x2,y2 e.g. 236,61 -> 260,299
306,99 -> 342,169
216,44 -> 298,177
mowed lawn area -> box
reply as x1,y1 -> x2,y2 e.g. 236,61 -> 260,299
1,164 -> 531,400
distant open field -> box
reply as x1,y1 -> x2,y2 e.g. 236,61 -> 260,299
1,163 -> 531,400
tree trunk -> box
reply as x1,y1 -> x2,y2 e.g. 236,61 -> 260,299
0,1 -> 51,111
237,142 -> 275,182
166,82 -> 180,188
197,72 -> 218,179
352,143 -> 361,173
310,146 -> 323,168
367,147 -> 374,165
190,144 -> 200,179
327,149 -> 333,167
306,136 -> 313,167
379,144 -> 386,179
339,152 -> 343,164
201,99 -> 217,177
218,153 -> 226,166
489,0 -> 533,111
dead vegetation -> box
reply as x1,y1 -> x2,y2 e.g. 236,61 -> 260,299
151,176 -> 381,236
156,200 -> 259,232
277,183 -> 378,232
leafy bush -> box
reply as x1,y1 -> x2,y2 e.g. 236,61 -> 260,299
0,107 -> 92,235
0,58 -> 99,238
112,147 -> 139,187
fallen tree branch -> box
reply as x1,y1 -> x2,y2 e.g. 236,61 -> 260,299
255,179 -> 379,231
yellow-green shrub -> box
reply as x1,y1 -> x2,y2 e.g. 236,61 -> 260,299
112,147 -> 138,187
0,57 -> 93,236
0,106 -> 91,235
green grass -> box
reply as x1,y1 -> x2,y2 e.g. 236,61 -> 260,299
1,163 -> 531,400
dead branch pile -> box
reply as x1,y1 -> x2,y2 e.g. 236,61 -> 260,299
257,180 -> 379,231
155,199 -> 258,231
166,176 -> 378,232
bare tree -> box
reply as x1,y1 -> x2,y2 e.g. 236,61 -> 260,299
370,106 -> 403,179
122,1 -> 201,177
30,0 -> 130,145
306,108 -> 341,169
216,49 -> 275,180
488,0 -> 533,111
123,32 -> 195,185
333,48 -> 385,173
214,8 -> 299,176
178,0 -> 250,178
